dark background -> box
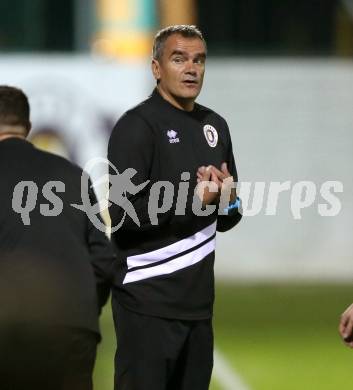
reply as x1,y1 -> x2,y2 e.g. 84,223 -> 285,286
1,0 -> 351,56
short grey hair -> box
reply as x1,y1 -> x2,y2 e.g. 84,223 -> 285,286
152,25 -> 207,61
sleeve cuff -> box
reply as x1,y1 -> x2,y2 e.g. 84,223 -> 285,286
222,197 -> 241,215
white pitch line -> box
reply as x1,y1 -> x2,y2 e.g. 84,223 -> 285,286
213,348 -> 251,390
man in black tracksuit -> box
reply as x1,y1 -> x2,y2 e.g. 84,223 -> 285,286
108,25 -> 242,389
0,86 -> 115,390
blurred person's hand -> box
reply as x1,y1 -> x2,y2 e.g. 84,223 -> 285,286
339,304 -> 353,347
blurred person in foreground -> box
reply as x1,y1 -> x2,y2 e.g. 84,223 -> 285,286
108,25 -> 242,389
339,304 -> 353,347
0,85 -> 115,390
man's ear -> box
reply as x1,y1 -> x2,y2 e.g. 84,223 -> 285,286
151,59 -> 161,82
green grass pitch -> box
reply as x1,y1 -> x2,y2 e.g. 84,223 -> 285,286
94,283 -> 353,389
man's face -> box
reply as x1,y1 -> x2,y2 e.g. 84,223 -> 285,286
152,34 -> 206,105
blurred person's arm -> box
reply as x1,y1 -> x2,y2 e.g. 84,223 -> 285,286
87,186 -> 116,311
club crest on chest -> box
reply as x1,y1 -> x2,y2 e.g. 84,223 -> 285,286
203,124 -> 218,148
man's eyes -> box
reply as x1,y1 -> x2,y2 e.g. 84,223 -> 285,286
172,57 -> 184,63
171,57 -> 205,64
194,58 -> 205,64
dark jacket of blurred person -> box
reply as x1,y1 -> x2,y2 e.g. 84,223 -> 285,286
0,85 -> 115,390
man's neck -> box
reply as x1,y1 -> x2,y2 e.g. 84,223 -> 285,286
0,134 -> 26,141
157,86 -> 195,112
0,125 -> 26,141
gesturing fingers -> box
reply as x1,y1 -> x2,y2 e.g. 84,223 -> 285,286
196,164 -> 233,191
211,170 -> 222,188
209,166 -> 227,181
221,162 -> 231,177
197,165 -> 215,182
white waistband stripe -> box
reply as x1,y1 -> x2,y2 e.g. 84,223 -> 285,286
123,237 -> 216,284
126,221 -> 217,270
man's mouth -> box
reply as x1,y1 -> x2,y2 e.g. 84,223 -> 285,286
183,80 -> 198,85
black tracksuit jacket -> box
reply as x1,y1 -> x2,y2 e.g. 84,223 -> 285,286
108,89 -> 241,320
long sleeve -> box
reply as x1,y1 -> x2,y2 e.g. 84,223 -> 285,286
216,120 -> 242,233
87,186 -> 116,310
108,111 -> 168,233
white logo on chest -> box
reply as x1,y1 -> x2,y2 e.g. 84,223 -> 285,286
167,130 -> 180,144
203,124 -> 218,148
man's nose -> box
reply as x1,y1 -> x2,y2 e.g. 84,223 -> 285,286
186,59 -> 196,73
184,60 -> 197,75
